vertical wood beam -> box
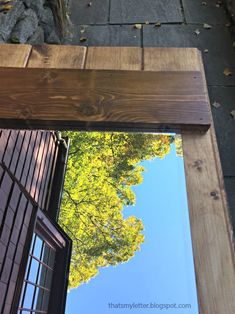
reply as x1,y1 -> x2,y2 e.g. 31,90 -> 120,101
143,47 -> 235,313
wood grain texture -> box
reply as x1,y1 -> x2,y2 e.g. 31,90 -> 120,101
144,48 -> 201,72
86,47 -> 142,70
27,45 -> 87,69
0,44 -> 32,68
143,47 -> 235,313
0,67 -> 210,130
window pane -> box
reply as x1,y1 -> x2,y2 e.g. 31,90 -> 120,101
47,248 -> 55,268
28,258 -> 39,283
33,235 -> 43,260
33,287 -> 50,311
38,266 -> 53,290
22,283 -> 35,309
33,288 -> 50,312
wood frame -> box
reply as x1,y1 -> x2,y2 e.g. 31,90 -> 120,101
0,68 -> 210,130
0,44 -> 235,313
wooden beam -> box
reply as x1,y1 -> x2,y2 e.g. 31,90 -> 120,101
0,44 -> 32,68
143,47 -> 235,313
0,67 -> 210,130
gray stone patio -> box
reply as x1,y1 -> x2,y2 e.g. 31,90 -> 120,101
65,0 -> 235,232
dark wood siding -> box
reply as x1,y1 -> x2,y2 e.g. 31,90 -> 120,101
0,130 -> 59,210
0,129 -> 70,313
0,164 -> 37,314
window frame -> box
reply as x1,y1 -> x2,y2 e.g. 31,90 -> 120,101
0,44 -> 234,314
13,209 -> 72,314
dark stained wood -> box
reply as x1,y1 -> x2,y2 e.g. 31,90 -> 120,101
0,165 -> 38,314
0,130 -> 59,209
0,68 -> 210,131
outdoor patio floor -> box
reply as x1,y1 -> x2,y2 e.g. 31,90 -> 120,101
65,0 -> 235,232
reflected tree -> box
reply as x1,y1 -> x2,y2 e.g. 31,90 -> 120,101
59,132 -> 174,289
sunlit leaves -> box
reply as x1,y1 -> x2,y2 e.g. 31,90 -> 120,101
59,132 -> 174,289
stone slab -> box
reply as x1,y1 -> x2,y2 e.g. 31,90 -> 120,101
182,0 -> 229,24
69,0 -> 109,25
143,25 -> 235,86
209,87 -> 235,176
64,25 -> 141,46
110,0 -> 183,24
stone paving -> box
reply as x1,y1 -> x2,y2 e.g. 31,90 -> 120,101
65,0 -> 235,231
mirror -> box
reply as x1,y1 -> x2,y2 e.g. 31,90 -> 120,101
61,131 -> 199,314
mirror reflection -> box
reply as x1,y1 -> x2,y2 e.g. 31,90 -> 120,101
60,132 -> 199,314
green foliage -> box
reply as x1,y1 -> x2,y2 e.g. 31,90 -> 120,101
59,132 -> 174,289
174,134 -> 183,157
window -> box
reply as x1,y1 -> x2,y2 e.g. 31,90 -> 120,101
13,208 -> 71,314
18,233 -> 56,313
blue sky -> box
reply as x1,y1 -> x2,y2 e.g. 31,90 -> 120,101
65,142 -> 199,314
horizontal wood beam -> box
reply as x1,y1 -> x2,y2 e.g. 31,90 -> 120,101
0,68 -> 211,131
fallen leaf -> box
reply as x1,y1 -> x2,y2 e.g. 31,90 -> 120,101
154,21 -> 161,27
204,49 -> 209,53
203,23 -> 212,29
80,37 -> 87,42
223,68 -> 232,76
202,1 -> 207,5
225,22 -> 231,27
134,24 -> 142,29
230,110 -> 235,119
80,28 -> 85,34
145,21 -> 149,25
194,29 -> 200,35
87,2 -> 92,7
212,101 -> 221,108
0,4 -> 12,11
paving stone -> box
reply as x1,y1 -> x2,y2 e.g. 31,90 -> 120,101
209,87 -> 235,176
182,0 -> 229,24
143,25 -> 235,86
110,0 -> 183,24
69,0 -> 109,25
63,25 -> 141,46
224,177 -> 235,232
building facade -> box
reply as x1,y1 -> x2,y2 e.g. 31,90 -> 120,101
0,129 -> 71,314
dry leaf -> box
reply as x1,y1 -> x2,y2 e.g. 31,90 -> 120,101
80,29 -> 85,34
204,49 -> 209,53
202,1 -> 207,5
230,110 -> 235,119
154,21 -> 161,27
87,2 -> 92,7
225,22 -> 231,27
203,23 -> 212,29
145,21 -> 149,25
0,4 -> 12,10
134,24 -> 142,29
223,68 -> 232,76
212,101 -> 221,108
80,36 -> 87,42
194,29 -> 200,35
